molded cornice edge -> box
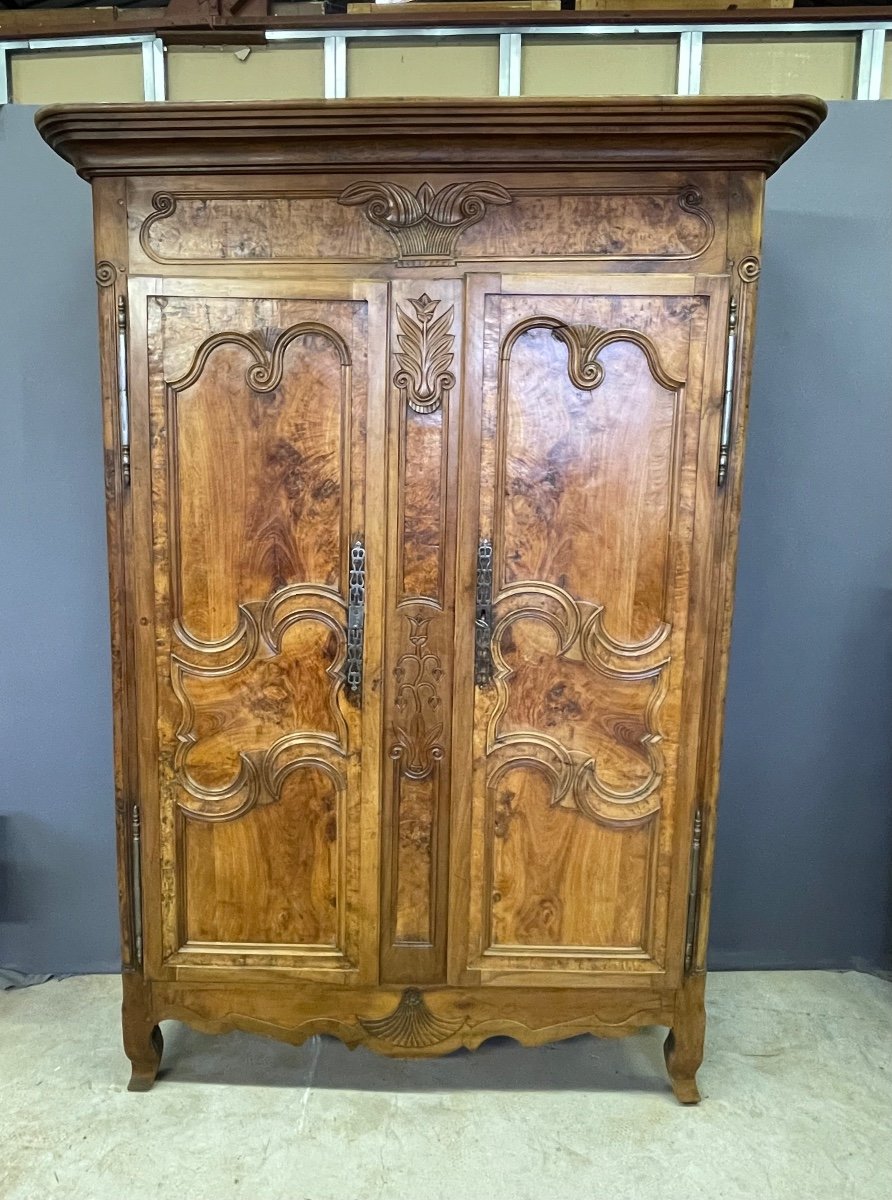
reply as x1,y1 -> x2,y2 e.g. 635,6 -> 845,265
35,97 -> 826,180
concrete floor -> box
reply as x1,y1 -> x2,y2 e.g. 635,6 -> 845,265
2,971 -> 890,1200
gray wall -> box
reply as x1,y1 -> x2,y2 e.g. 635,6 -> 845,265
1,103 -> 890,976
710,102 -> 892,970
0,104 -> 120,973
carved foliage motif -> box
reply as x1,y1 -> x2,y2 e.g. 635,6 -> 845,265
390,615 -> 445,780
358,988 -> 464,1048
338,180 -> 512,265
394,293 -> 456,415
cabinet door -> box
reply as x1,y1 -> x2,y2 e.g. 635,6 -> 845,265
450,274 -> 728,988
128,278 -> 386,982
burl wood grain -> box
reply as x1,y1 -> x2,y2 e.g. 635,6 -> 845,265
459,278 -> 721,982
146,292 -> 369,971
381,280 -> 462,984
39,99 -> 824,1098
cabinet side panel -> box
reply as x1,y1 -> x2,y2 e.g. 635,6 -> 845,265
691,175 -> 766,974
91,177 -> 135,971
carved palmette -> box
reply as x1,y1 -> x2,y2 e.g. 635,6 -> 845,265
394,293 -> 455,414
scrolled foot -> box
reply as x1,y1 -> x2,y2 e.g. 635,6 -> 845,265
664,1028 -> 702,1104
126,1024 -> 163,1092
122,973 -> 162,1092
664,973 -> 706,1105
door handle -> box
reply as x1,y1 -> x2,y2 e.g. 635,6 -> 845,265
475,537 -> 493,686
346,539 -> 366,701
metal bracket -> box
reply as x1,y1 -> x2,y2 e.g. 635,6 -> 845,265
475,537 -> 494,687
130,804 -> 143,967
346,539 -> 366,700
717,297 -> 738,489
116,296 -> 131,487
684,808 -> 703,974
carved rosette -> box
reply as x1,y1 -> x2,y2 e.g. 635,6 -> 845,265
737,255 -> 761,283
95,260 -> 118,287
390,614 -> 445,778
394,293 -> 455,415
358,989 -> 464,1048
338,180 -> 512,265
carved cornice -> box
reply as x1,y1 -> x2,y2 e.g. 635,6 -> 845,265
339,181 -> 511,265
36,99 -> 826,181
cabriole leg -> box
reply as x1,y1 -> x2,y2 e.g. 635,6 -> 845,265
663,973 -> 706,1104
122,972 -> 163,1092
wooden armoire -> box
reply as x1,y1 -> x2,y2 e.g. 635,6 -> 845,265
38,97 -> 823,1102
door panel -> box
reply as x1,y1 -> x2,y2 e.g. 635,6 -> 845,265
452,274 -> 727,986
131,278 -> 386,981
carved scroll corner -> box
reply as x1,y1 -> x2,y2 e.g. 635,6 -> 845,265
338,179 -> 512,265
677,184 -> 716,254
737,255 -> 761,283
95,260 -> 118,287
551,324 -> 607,391
139,190 -> 178,261
358,988 -> 465,1049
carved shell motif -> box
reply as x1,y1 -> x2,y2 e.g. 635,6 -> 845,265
358,988 -> 464,1048
338,180 -> 512,265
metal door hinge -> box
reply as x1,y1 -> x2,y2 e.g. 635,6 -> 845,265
684,808 -> 703,974
130,804 -> 143,967
116,296 -> 131,487
717,297 -> 738,488
475,537 -> 494,687
346,539 -> 366,701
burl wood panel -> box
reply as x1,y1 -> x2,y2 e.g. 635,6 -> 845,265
128,176 -> 723,271
380,280 -> 462,984
461,278 -> 723,982
145,292 -> 369,973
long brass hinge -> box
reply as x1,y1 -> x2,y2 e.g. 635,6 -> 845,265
684,808 -> 703,974
130,804 -> 143,967
717,297 -> 738,488
116,296 -> 131,487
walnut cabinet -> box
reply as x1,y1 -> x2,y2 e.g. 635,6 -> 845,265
38,98 -> 823,1102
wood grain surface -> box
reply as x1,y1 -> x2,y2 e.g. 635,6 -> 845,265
37,99 -> 824,1100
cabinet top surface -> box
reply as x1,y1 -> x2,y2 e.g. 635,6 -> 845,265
36,96 -> 825,181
